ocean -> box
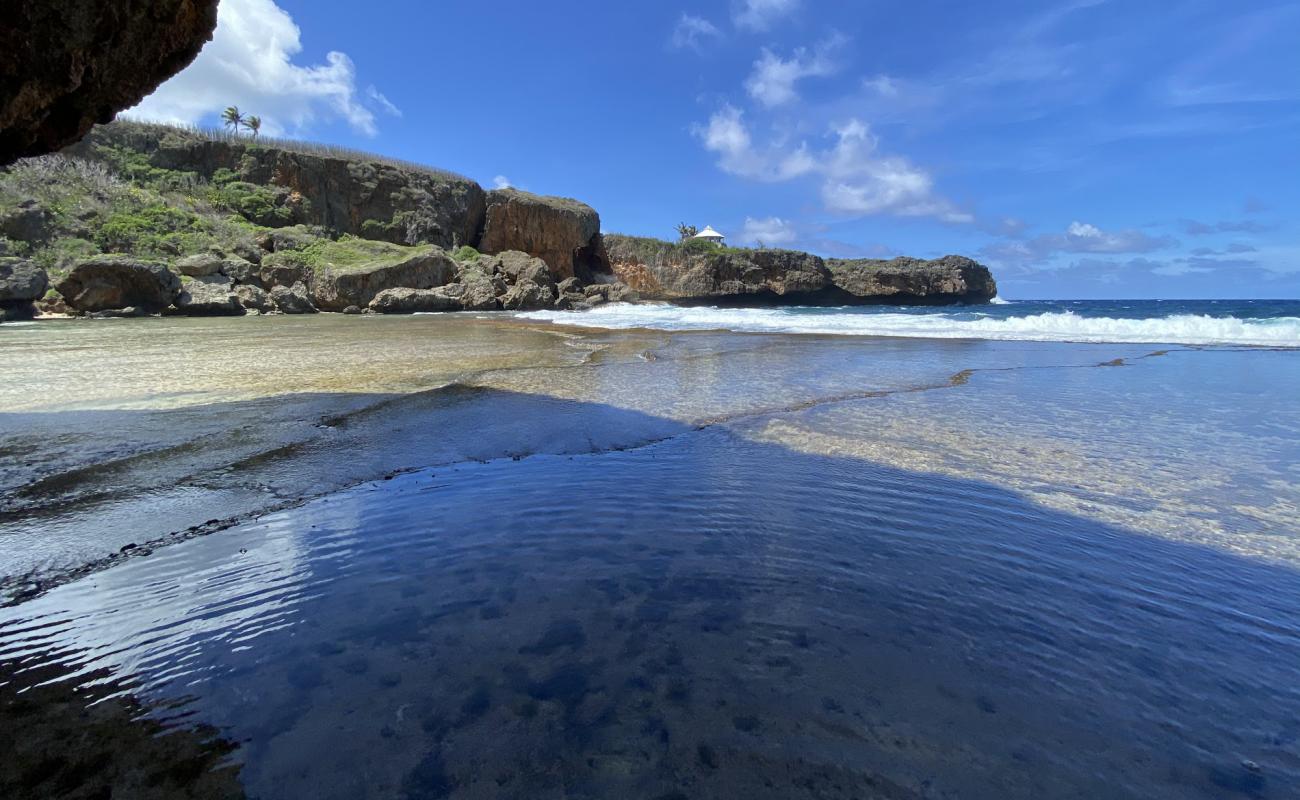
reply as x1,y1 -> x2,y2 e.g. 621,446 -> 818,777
1,300 -> 1297,798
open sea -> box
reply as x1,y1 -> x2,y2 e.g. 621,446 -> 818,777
1,299 -> 1298,798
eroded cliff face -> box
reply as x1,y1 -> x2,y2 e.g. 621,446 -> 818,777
67,125 -> 489,252
826,255 -> 998,305
479,189 -> 607,281
0,0 -> 218,165
605,235 -> 996,306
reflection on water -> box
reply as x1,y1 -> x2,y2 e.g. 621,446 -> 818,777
4,404 -> 1300,798
1,316 -> 1299,798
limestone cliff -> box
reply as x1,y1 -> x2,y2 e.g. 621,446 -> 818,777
605,235 -> 997,305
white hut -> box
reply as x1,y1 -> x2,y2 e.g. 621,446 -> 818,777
692,225 -> 726,245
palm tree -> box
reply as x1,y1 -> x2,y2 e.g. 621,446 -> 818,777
221,106 -> 243,133
675,223 -> 698,240
243,115 -> 262,139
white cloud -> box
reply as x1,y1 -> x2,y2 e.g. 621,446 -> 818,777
862,75 -> 900,97
696,107 -> 969,223
738,216 -> 799,246
695,105 -> 817,182
671,13 -> 723,51
733,0 -> 801,32
493,175 -> 513,189
744,35 -> 843,108
127,0 -> 385,137
366,86 -> 401,118
982,221 -> 1177,265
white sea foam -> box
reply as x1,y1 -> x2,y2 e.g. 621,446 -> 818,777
517,304 -> 1300,347
989,296 -> 1011,305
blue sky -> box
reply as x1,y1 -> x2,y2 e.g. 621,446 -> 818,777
130,0 -> 1299,298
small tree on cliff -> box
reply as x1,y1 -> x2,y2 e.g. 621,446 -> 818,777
243,115 -> 262,139
675,223 -> 698,240
222,106 -> 244,133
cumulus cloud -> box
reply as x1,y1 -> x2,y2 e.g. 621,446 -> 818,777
671,13 -> 723,51
695,107 -> 968,222
982,221 -> 1177,265
695,105 -> 818,182
493,175 -> 513,189
744,35 -> 843,108
127,0 -> 385,137
733,0 -> 801,32
738,216 -> 799,246
366,86 -> 402,118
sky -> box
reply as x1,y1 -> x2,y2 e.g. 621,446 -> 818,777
128,0 -> 1299,299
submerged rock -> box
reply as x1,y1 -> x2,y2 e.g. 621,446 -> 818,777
270,282 -> 317,314
55,255 -> 181,312
478,189 -> 608,280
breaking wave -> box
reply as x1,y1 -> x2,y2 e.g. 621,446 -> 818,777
518,304 -> 1300,347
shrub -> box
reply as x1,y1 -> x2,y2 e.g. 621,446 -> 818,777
95,201 -> 209,255
451,245 -> 480,263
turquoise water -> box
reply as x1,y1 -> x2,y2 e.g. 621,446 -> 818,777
1,312 -> 1298,798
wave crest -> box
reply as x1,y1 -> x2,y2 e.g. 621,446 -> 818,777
517,304 -> 1300,347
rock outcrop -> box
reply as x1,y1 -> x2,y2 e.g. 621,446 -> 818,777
826,255 -> 998,304
606,236 -> 833,305
55,256 -> 181,312
68,125 -> 487,251
270,282 -> 317,314
478,189 -> 608,281
312,250 -> 457,311
368,287 -> 460,314
0,257 -> 48,320
605,235 -> 996,306
0,1 -> 219,164
173,276 -> 243,316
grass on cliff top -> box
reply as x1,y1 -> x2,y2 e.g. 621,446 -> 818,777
604,233 -> 756,261
264,235 -> 437,274
106,119 -> 472,184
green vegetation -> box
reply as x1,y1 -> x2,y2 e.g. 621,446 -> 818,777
263,235 -> 436,274
451,245 -> 481,263
604,233 -> 751,263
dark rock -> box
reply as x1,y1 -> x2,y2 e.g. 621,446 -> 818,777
555,292 -> 591,311
827,255 -> 997,304
0,257 -> 48,303
342,305 -> 362,315
173,252 -> 224,277
174,276 -> 243,316
0,1 -> 219,164
368,287 -> 459,314
556,276 -> 584,295
479,189 -> 608,280
605,234 -> 996,306
313,250 -> 457,311
234,284 -> 274,313
0,200 -> 53,243
222,258 -> 263,287
257,255 -> 315,292
270,282 -> 317,314
55,255 -> 181,312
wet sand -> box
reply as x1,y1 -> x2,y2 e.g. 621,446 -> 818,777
2,314 -> 1299,798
